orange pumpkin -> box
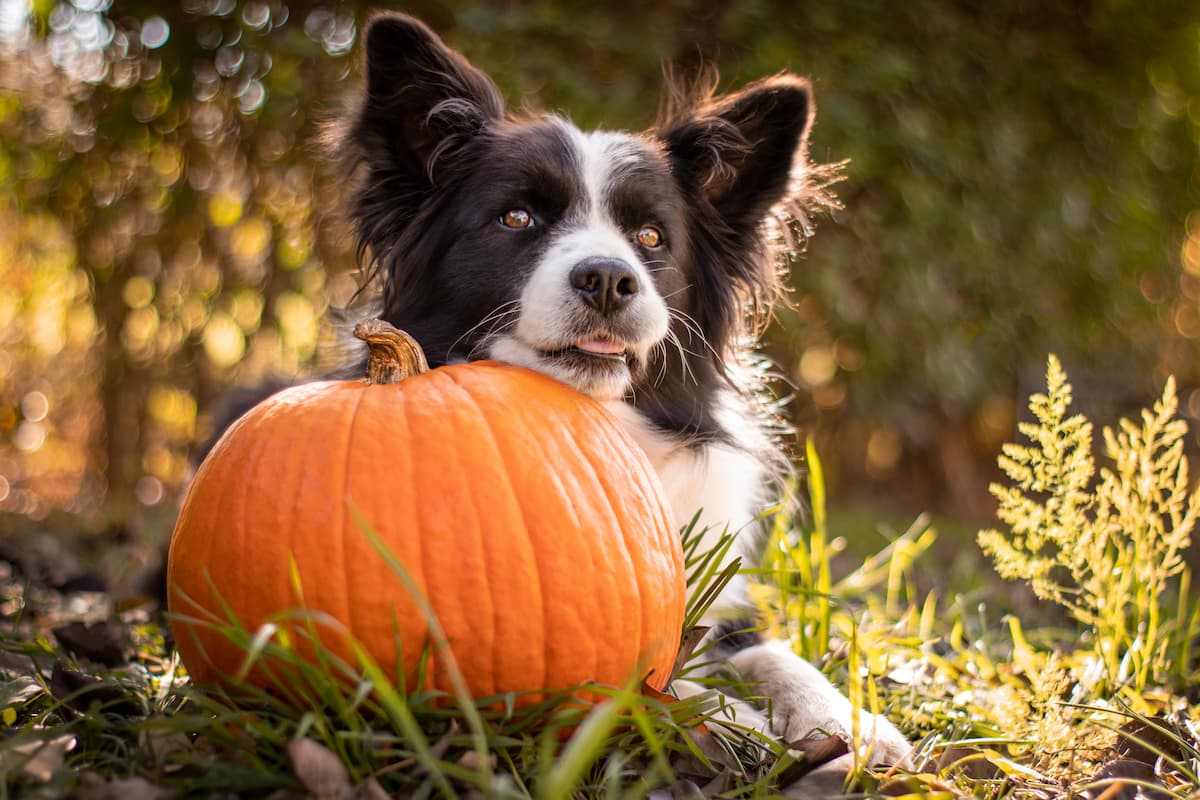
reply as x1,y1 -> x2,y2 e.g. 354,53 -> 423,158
167,321 -> 685,704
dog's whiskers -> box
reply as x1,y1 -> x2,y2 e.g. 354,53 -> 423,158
669,307 -> 724,367
665,327 -> 699,386
449,300 -> 522,357
660,283 -> 693,300
646,326 -> 699,389
644,259 -> 679,275
649,339 -> 671,387
465,310 -> 521,361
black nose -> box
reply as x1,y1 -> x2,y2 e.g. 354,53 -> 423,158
570,257 -> 640,315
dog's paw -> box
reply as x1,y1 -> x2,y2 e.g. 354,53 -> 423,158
776,704 -> 912,768
728,640 -> 914,768
859,713 -> 914,767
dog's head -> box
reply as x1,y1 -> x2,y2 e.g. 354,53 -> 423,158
343,13 -> 821,408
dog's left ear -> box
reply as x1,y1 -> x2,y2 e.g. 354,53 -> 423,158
658,74 -> 812,233
353,13 -> 505,185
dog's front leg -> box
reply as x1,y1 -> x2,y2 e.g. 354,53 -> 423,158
726,638 -> 912,767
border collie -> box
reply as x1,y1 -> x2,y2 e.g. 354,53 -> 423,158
337,12 -> 910,765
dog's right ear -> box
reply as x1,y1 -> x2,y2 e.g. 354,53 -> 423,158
353,13 -> 504,183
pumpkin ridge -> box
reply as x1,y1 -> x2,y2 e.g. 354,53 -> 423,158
451,367 -> 583,690
256,392 -> 316,667
408,371 -> 495,694
279,389 -> 322,648
502,370 -> 612,688
469,366 -> 628,685
212,401 -> 274,681
403,382 -> 437,691
168,410 -> 230,682
427,370 -> 499,697
190,413 -> 229,578
361,380 -> 419,691
551,414 -> 642,685
267,393 -> 300,638
584,426 -> 678,685
396,382 -> 431,693
461,375 -> 519,698
187,434 -> 227,673
243,404 -> 281,663
443,366 -> 550,694
235,403 -> 280,656
337,383 -> 370,657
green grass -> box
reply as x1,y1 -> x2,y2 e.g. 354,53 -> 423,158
1,510 -> 1196,798
3,362 -> 1200,797
0,515 -> 817,798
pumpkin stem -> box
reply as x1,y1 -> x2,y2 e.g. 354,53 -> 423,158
354,319 -> 430,384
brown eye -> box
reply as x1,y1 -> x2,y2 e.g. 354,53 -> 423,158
636,225 -> 663,248
499,209 -> 533,229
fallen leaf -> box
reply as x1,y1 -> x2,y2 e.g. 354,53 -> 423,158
788,734 -> 851,765
354,777 -> 390,800
666,626 -> 710,685
73,772 -> 173,800
1,675 -> 43,706
48,661 -> 142,716
1114,715 -> 1182,766
641,684 -> 677,705
286,738 -> 352,800
780,752 -> 857,800
1083,759 -> 1173,800
935,745 -> 1003,781
11,734 -> 76,782
0,650 -> 38,676
53,621 -> 125,667
776,735 -> 850,786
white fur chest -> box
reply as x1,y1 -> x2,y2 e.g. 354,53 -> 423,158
603,399 -> 768,612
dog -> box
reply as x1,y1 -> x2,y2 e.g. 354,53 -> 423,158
330,11 -> 911,766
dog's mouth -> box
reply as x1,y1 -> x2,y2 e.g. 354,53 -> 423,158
539,337 -> 629,363
489,331 -> 643,399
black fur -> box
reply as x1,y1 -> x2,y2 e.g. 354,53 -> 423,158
707,617 -> 766,658
342,12 -> 816,447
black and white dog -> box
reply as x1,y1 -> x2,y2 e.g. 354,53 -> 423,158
338,12 -> 910,764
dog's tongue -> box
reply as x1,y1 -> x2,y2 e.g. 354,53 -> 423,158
576,338 -> 625,355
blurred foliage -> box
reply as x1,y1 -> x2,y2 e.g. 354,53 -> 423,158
980,356 -> 1198,694
2,0 -> 1199,537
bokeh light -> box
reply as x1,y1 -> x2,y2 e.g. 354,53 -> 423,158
0,0 -> 1198,537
